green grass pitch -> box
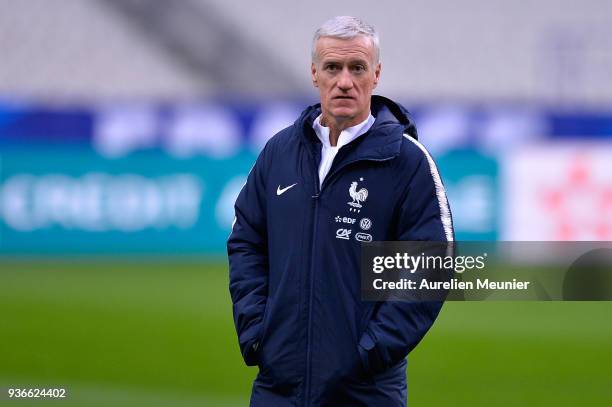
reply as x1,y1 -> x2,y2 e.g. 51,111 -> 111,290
1,260 -> 611,406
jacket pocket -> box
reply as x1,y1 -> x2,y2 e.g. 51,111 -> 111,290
256,296 -> 302,386
357,330 -> 388,376
257,293 -> 280,367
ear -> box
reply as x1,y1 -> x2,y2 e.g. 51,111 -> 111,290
311,62 -> 318,88
373,62 -> 381,89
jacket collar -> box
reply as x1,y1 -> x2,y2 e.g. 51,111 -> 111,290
297,95 -> 418,161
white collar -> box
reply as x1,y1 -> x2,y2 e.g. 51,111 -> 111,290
312,113 -> 375,149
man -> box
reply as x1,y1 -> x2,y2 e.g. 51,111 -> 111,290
228,16 -> 453,406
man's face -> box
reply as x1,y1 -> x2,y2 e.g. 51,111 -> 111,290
311,35 -> 381,126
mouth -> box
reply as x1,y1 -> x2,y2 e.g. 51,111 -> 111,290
333,95 -> 354,100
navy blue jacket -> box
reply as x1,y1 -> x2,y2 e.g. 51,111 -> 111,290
228,96 -> 454,406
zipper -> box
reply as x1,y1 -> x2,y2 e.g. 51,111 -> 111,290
304,155 -> 320,406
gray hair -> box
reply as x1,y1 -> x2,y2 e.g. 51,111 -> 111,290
311,16 -> 380,63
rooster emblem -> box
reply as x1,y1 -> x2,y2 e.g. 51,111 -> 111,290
348,181 -> 368,208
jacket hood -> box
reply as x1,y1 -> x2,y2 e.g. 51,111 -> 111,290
369,95 -> 418,139
296,95 -> 418,160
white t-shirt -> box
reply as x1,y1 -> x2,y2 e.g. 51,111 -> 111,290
312,113 -> 375,187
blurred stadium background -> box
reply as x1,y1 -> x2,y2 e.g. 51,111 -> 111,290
1,0 -> 611,405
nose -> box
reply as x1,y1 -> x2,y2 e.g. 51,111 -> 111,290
337,68 -> 353,91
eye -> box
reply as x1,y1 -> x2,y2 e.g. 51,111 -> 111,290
325,63 -> 340,72
352,64 -> 366,73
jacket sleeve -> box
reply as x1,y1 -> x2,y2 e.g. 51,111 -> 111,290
358,140 -> 454,374
227,145 -> 270,366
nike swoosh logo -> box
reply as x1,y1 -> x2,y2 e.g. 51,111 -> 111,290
277,183 -> 298,196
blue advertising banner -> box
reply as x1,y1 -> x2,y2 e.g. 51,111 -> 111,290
436,150 -> 499,241
0,146 -> 256,253
0,146 -> 498,254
